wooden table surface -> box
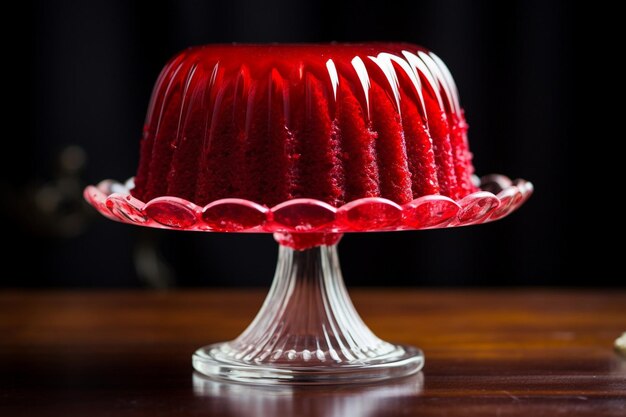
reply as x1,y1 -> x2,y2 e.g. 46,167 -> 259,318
1,290 -> 625,417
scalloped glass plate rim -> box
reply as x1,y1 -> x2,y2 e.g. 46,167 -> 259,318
84,174 -> 532,233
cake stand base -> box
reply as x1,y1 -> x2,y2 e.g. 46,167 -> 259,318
192,236 -> 424,384
193,344 -> 423,385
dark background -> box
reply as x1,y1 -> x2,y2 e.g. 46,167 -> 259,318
3,0 -> 617,288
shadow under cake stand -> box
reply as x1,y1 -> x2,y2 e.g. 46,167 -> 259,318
85,174 -> 532,384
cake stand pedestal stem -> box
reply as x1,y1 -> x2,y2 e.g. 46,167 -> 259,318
192,241 -> 424,384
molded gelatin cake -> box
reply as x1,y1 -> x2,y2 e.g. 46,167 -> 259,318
131,43 -> 477,208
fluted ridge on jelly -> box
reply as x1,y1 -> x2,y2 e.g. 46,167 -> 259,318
132,44 -> 477,207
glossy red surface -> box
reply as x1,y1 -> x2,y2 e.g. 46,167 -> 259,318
132,44 -> 476,207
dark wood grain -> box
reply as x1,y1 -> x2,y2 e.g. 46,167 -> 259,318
1,290 -> 625,417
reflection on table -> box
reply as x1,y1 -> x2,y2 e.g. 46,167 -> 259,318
193,372 -> 424,417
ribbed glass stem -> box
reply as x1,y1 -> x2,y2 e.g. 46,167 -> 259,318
226,244 -> 394,365
193,242 -> 423,383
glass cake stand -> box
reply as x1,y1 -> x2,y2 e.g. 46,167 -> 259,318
85,174 -> 532,384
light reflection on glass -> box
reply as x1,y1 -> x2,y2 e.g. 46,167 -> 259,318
192,372 -> 423,417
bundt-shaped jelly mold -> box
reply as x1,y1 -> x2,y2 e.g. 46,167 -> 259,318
132,43 -> 477,207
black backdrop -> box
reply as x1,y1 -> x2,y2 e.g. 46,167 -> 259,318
4,0 -> 618,287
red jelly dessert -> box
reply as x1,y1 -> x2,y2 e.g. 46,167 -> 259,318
132,43 -> 477,207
